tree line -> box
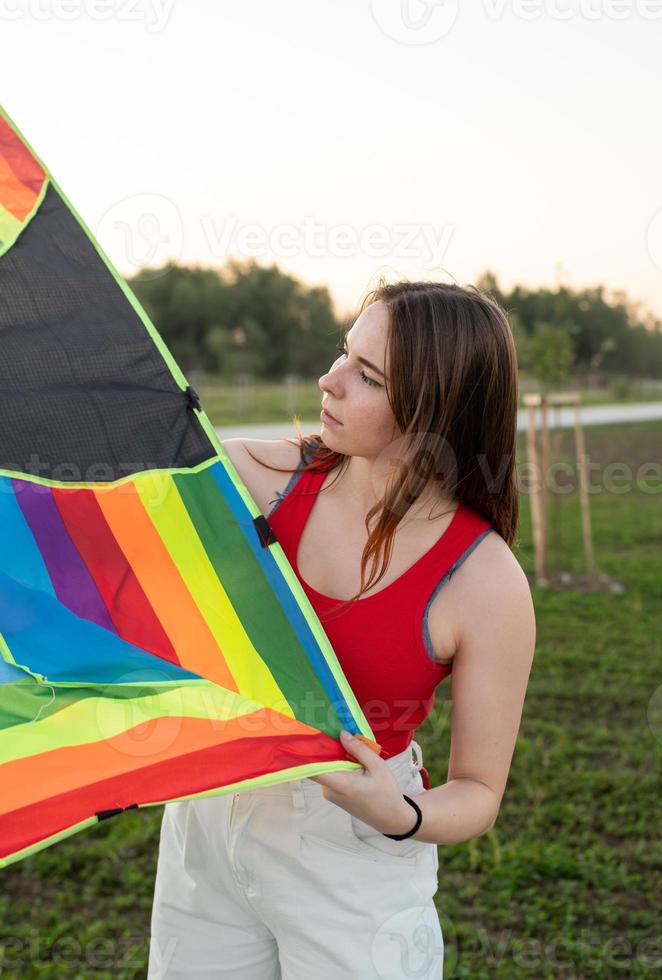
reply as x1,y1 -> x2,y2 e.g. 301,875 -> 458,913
128,259 -> 662,383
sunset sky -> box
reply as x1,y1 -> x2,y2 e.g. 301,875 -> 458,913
4,0 -> 661,323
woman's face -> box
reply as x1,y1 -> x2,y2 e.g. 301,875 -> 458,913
318,300 -> 402,458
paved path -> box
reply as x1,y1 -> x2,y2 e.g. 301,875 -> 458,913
215,401 -> 662,441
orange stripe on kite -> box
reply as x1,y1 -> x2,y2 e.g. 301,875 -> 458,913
0,708 -> 324,815
0,154 -> 39,223
0,116 -> 45,197
0,120 -> 45,222
94,482 -> 239,692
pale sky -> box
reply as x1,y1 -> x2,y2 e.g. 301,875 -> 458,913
4,0 -> 661,323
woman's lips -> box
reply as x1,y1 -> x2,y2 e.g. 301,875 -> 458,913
321,407 -> 342,425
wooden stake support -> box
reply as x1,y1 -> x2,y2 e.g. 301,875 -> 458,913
522,391 -> 595,588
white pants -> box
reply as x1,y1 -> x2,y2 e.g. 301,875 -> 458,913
147,738 -> 444,979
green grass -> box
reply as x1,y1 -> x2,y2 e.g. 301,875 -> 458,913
518,376 -> 662,409
193,375 -> 662,427
1,420 -> 660,977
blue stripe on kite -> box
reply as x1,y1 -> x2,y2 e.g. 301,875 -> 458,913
0,569 -> 204,685
0,477 -> 56,596
208,462 -> 357,734
0,654 -> 29,685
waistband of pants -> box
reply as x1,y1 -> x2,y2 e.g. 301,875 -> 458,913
235,738 -> 425,799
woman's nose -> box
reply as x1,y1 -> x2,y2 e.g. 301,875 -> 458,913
319,349 -> 348,393
318,368 -> 340,393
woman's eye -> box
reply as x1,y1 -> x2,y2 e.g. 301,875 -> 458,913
333,343 -> 380,387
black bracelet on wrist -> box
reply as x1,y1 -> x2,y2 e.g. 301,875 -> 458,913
382,794 -> 423,840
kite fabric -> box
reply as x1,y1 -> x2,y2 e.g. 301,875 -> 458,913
0,104 -> 381,870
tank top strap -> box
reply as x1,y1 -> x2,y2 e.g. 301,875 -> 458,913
265,442 -> 329,554
425,502 -> 494,579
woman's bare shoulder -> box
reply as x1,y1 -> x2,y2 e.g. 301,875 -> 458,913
219,437 -> 305,513
456,531 -> 534,646
220,436 -> 303,469
448,530 -> 531,608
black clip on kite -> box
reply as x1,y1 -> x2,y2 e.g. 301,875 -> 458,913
184,385 -> 201,412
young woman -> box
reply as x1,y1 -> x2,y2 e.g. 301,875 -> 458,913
148,280 -> 536,979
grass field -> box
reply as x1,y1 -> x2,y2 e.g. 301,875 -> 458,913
193,374 -> 662,427
1,420 -> 660,978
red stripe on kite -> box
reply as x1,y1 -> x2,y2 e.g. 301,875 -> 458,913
0,729 -> 349,860
52,486 -> 180,667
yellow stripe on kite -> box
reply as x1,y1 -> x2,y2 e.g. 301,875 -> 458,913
94,480 -> 235,691
0,681 -> 265,766
135,472 -> 292,716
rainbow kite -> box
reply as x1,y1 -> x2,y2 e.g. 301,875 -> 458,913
0,105 -> 380,869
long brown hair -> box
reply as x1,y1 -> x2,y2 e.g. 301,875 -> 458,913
244,277 -> 520,619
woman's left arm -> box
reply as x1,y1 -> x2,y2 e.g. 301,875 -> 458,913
404,551 -> 537,844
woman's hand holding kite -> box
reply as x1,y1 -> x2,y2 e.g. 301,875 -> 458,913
308,730 -> 419,837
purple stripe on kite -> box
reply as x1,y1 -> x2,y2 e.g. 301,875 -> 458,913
10,480 -> 117,634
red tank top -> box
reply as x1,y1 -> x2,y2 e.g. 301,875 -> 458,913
267,447 -> 495,762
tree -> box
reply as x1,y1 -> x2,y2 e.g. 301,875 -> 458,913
528,321 -> 575,390
128,259 -> 344,378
